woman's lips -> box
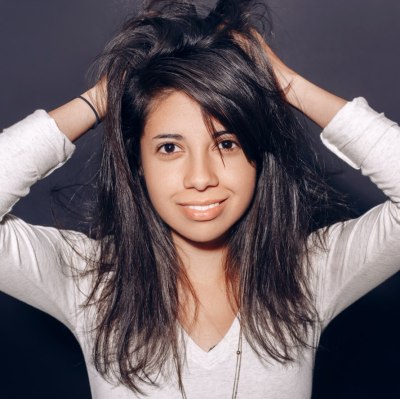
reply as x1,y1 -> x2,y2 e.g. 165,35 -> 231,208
179,199 -> 227,221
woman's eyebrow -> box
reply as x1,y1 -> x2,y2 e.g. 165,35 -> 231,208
151,131 -> 234,140
212,130 -> 234,138
152,133 -> 184,140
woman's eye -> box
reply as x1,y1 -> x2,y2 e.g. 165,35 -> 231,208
159,143 -> 178,154
218,140 -> 238,151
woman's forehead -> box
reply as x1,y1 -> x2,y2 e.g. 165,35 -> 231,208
143,91 -> 226,139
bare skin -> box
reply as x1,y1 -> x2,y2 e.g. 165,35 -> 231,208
48,33 -> 348,352
140,91 -> 254,350
175,234 -> 238,351
257,34 -> 347,127
48,81 -> 106,142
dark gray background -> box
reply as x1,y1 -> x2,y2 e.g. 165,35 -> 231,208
0,0 -> 399,398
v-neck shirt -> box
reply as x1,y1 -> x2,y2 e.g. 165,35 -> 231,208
1,97 -> 400,398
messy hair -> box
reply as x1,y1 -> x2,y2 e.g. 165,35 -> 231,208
84,0 -> 343,393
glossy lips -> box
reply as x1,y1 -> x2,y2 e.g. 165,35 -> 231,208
179,199 -> 227,221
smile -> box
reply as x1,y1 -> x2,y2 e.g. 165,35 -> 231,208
179,199 -> 227,221
185,202 -> 221,211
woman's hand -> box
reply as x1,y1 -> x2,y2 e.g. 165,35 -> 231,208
250,31 -> 297,98
251,30 -> 348,128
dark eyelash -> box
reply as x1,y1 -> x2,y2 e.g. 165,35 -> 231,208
157,143 -> 178,155
217,139 -> 240,151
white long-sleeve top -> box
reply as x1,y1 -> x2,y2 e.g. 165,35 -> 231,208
0,98 -> 399,398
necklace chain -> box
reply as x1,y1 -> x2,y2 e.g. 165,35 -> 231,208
180,326 -> 243,399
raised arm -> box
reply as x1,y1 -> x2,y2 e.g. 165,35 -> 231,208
0,83 -> 104,326
258,38 -> 347,128
255,35 -> 400,324
49,82 -> 106,142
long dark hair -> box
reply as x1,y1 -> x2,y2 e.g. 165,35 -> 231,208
81,0 -> 345,393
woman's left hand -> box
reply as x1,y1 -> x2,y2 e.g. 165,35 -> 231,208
249,29 -> 347,128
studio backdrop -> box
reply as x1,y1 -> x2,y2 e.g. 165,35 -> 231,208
0,1 -> 399,398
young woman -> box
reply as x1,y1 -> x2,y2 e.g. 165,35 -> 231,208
0,0 -> 399,398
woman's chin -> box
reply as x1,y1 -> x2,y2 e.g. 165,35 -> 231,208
171,228 -> 229,250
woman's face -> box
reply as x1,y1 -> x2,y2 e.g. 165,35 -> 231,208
140,91 -> 256,245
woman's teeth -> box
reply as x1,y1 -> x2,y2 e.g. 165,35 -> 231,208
186,203 -> 220,211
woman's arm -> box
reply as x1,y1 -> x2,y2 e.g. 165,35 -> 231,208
314,98 -> 400,323
0,79 -> 106,221
257,35 -> 400,323
0,83 -> 105,325
49,82 -> 106,142
240,33 -> 400,314
260,39 -> 347,128
0,107 -> 92,327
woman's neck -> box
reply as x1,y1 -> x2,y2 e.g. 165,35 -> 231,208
173,232 -> 239,351
172,232 -> 227,285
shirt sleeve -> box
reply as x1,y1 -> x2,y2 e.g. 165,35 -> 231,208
313,97 -> 400,326
0,110 -> 90,330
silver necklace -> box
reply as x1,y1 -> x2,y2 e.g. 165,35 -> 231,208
180,326 -> 243,399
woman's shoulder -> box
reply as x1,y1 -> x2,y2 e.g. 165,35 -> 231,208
1,213 -> 100,272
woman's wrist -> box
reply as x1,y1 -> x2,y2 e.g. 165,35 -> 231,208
275,70 -> 303,110
48,97 -> 98,142
77,94 -> 101,129
284,74 -> 347,128
84,78 -> 107,120
48,80 -> 107,142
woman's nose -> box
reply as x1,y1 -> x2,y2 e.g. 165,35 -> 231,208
183,153 -> 219,191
